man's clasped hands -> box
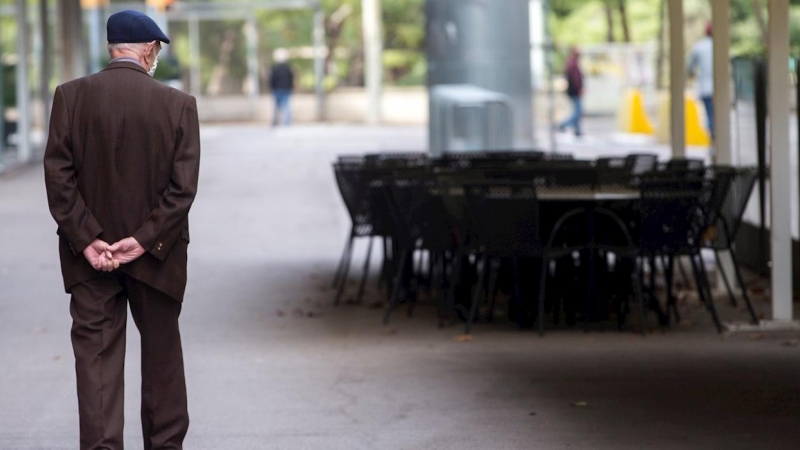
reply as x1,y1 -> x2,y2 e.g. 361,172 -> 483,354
83,237 -> 146,272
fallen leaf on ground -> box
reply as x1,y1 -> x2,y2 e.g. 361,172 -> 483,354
453,335 -> 473,343
749,333 -> 766,341
529,412 -> 537,416
572,401 -> 588,407
52,356 -> 61,361
276,310 -> 286,317
780,340 -> 799,347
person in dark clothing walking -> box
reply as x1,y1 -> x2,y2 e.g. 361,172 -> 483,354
269,48 -> 294,126
558,46 -> 584,137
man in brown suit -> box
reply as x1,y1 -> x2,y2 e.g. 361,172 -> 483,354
43,10 -> 199,450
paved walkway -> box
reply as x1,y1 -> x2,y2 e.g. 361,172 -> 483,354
1,124 -> 799,449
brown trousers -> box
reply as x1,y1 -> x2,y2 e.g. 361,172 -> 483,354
70,275 -> 189,450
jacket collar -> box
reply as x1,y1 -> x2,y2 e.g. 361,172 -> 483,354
102,60 -> 148,75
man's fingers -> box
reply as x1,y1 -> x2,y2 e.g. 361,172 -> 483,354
107,243 -> 121,253
113,259 -> 120,270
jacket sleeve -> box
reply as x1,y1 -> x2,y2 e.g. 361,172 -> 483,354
44,86 -> 103,255
132,96 -> 201,261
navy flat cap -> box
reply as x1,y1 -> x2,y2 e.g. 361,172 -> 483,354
107,10 -> 170,45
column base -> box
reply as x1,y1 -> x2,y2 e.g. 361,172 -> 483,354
723,320 -> 800,334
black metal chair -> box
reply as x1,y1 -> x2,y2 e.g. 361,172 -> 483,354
703,167 -> 759,323
332,153 -> 429,305
332,159 -> 378,304
378,171 -> 455,323
462,182 -> 585,334
637,174 -> 725,332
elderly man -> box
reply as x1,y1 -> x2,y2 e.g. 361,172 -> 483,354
44,10 -> 199,450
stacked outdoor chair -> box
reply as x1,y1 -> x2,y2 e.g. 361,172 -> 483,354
702,167 -> 759,323
332,152 -> 429,305
461,182 -> 587,334
378,170 -> 458,323
636,167 -> 736,332
332,149 -> 754,335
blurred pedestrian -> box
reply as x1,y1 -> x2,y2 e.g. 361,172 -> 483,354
557,46 -> 584,137
688,22 -> 714,139
269,48 -> 295,126
43,10 -> 199,450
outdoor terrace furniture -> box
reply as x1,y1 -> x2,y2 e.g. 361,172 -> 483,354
332,151 -> 757,334
332,152 -> 429,305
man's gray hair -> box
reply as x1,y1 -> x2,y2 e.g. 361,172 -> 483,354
107,42 -> 148,56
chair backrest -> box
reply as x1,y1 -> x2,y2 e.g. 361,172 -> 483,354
596,157 -> 631,187
333,161 -> 374,236
388,174 -> 455,251
434,150 -> 545,171
661,157 -> 705,172
719,167 -> 758,243
626,153 -> 659,176
544,152 -> 576,161
338,154 -> 366,165
365,152 -> 430,169
702,166 -> 736,229
463,182 -> 542,257
638,176 -> 705,254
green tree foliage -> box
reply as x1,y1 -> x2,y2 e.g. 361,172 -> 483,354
165,0 -> 426,92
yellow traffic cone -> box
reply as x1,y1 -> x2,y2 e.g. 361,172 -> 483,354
655,92 -> 712,146
685,96 -> 711,146
617,89 -> 655,135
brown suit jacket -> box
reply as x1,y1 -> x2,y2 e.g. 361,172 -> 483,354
44,61 -> 200,301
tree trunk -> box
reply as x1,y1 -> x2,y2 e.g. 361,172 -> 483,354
751,0 -> 768,47
617,0 -> 631,42
604,0 -> 615,43
655,0 -> 666,89
324,4 -> 354,84
206,29 -> 237,96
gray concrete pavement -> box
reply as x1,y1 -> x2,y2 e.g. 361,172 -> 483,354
2,124 -> 800,450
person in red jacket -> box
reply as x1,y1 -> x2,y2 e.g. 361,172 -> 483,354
557,46 -> 584,137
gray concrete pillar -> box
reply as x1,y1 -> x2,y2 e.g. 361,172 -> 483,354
767,0 -> 794,322
668,0 -> 685,157
712,0 -> 731,165
313,6 -> 325,121
188,14 -> 201,97
361,0 -> 383,124
40,0 -> 53,127
244,17 -> 259,98
16,0 -> 31,163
